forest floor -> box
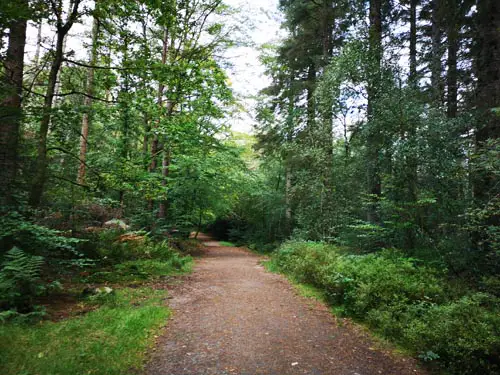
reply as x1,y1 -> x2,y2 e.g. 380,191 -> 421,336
146,234 -> 427,375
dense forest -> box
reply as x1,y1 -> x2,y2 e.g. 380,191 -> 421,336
1,0 -> 499,374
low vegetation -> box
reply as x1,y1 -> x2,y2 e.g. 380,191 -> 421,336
0,209 -> 192,375
0,287 -> 170,375
267,241 -> 500,374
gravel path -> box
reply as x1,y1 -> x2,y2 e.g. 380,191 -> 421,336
146,234 -> 426,375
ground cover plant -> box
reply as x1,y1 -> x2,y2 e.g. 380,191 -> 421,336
267,241 -> 500,374
0,287 -> 170,375
0,208 -> 192,375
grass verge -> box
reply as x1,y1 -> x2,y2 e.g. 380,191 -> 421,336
218,241 -> 236,247
0,287 -> 169,375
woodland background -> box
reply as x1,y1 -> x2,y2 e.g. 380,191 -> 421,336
1,0 -> 499,374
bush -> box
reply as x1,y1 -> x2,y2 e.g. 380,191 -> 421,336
273,240 -> 500,374
403,293 -> 500,374
0,211 -> 83,264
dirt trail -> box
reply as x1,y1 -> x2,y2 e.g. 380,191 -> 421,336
147,234 -> 425,375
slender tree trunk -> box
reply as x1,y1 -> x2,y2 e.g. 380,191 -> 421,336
77,16 -> 99,185
285,164 -> 292,222
149,28 -> 169,213
34,20 -> 42,68
409,0 -> 418,85
149,29 -> 168,174
29,1 -> 81,207
143,113 -> 150,169
430,0 -> 443,104
474,0 -> 500,198
446,0 -> 458,118
0,5 -> 27,208
366,0 -> 383,223
158,146 -> 170,219
306,63 -> 316,128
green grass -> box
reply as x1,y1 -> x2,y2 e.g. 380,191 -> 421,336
85,257 -> 193,284
262,259 -> 279,273
0,287 -> 170,375
218,241 -> 236,247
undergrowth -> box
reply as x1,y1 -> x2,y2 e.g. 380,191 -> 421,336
1,221 -> 193,374
0,287 -> 169,375
269,240 -> 500,375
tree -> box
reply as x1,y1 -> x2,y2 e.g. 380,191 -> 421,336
29,0 -> 83,207
77,12 -> 100,185
0,0 -> 28,209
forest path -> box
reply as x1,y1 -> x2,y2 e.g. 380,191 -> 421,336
146,234 -> 425,375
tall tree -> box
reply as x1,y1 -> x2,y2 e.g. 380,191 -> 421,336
430,0 -> 444,104
0,0 -> 28,208
29,0 -> 82,207
409,0 -> 418,85
366,0 -> 383,223
77,14 -> 100,185
446,0 -> 459,117
473,0 -> 500,216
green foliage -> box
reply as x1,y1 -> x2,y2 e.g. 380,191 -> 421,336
0,247 -> 45,314
272,241 -> 500,374
0,287 -> 170,375
402,293 -> 500,374
0,212 -> 82,257
218,241 -> 236,247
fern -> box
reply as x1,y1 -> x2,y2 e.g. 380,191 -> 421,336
0,247 -> 44,313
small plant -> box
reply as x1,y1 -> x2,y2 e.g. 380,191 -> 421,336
0,247 -> 45,313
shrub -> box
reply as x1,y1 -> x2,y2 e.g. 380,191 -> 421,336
272,241 -> 500,374
0,212 -> 83,263
403,293 -> 500,374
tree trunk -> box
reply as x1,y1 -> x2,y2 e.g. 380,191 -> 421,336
29,1 -> 81,207
143,113 -> 150,169
430,0 -> 443,104
285,164 -> 292,222
149,28 -> 169,212
306,63 -> 316,128
474,0 -> 500,194
158,147 -> 170,219
409,0 -> 418,85
34,20 -> 42,68
366,0 -> 383,223
446,0 -> 458,118
0,5 -> 27,209
149,29 -> 168,174
77,15 -> 99,185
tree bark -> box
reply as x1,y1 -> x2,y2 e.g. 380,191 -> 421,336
158,146 -> 170,219
285,164 -> 292,222
34,20 -> 42,68
306,63 -> 316,129
366,0 -> 383,223
0,4 -> 27,208
149,28 -> 168,175
430,0 -> 444,104
409,0 -> 418,85
149,28 -> 169,213
77,15 -> 99,185
446,0 -> 458,118
474,0 -> 500,195
29,0 -> 81,207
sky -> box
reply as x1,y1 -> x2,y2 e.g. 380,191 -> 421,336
222,0 -> 283,133
24,0 -> 284,135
